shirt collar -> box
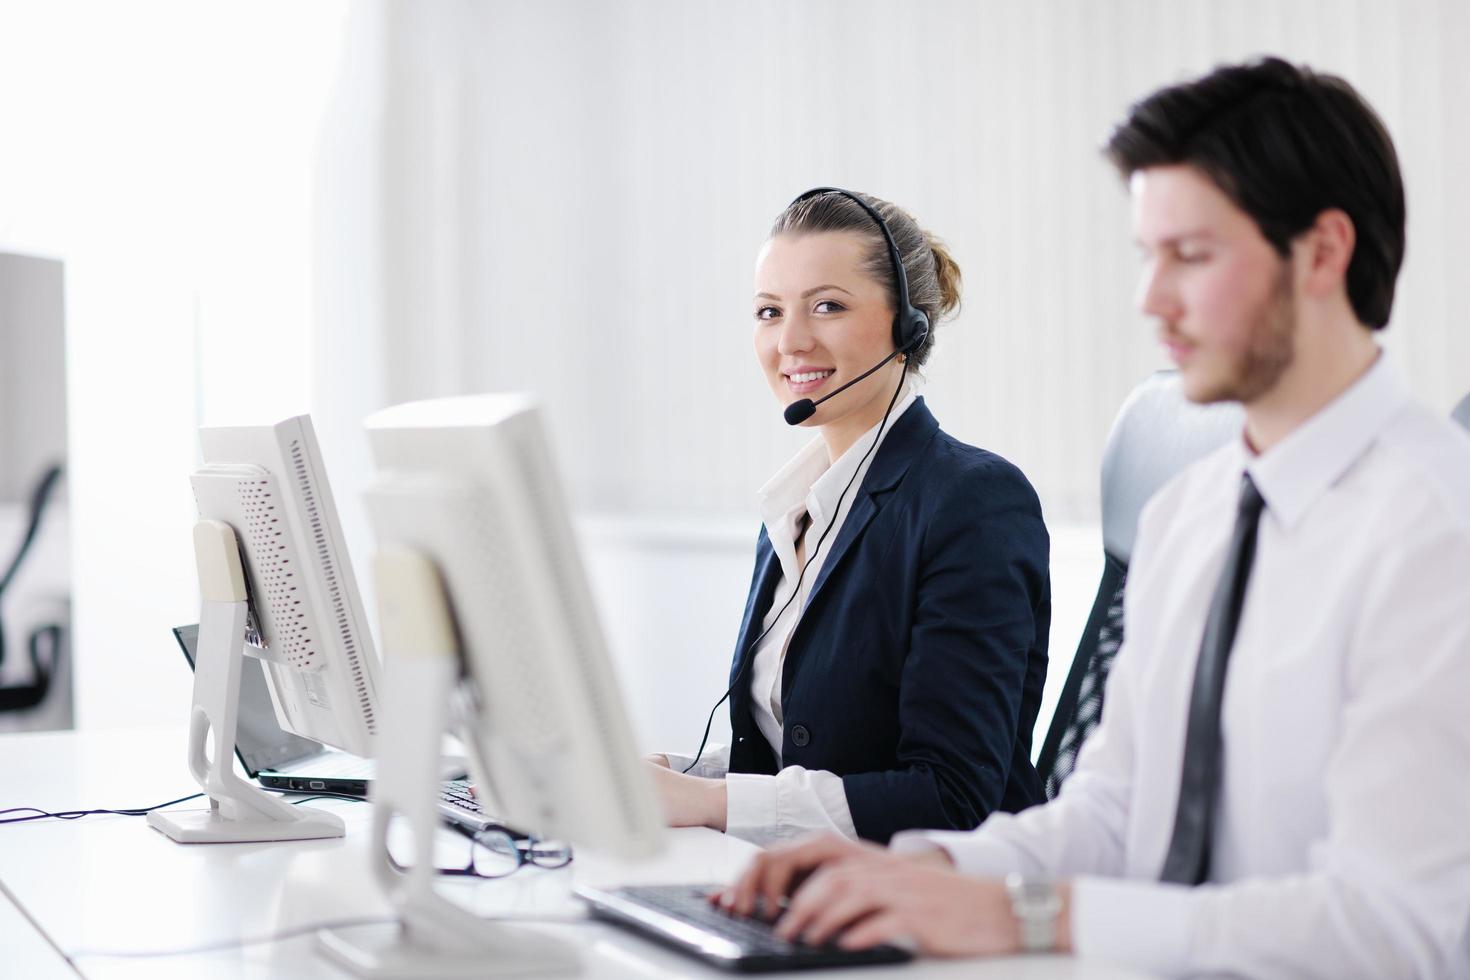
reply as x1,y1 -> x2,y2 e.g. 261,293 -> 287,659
758,388 -> 918,533
758,437 -> 829,539
809,389 -> 918,527
1243,350 -> 1409,530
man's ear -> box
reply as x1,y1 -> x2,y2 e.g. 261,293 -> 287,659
1296,208 -> 1356,298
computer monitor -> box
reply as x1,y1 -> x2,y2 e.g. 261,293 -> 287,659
194,417 -> 381,756
318,394 -> 662,975
362,393 -> 660,853
148,415 -> 382,844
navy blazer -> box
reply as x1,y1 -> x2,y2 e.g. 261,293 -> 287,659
728,397 -> 1050,843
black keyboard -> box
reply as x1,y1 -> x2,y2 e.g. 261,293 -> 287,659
576,883 -> 914,973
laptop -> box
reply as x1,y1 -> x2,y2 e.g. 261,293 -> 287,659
170,624 -> 512,837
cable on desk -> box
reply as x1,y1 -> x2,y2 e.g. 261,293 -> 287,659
0,789 -> 368,824
0,793 -> 206,824
69,910 -> 592,959
284,792 -> 372,806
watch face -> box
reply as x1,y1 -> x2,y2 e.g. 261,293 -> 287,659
1006,874 -> 1061,952
1006,873 -> 1057,906
1017,881 -> 1057,904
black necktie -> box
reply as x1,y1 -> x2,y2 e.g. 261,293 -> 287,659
1160,473 -> 1266,885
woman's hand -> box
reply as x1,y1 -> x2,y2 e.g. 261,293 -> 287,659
644,759 -> 727,831
644,752 -> 672,768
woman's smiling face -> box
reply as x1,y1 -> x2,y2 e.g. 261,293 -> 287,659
753,231 -> 904,449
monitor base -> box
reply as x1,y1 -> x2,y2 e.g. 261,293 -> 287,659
318,919 -> 578,978
147,804 -> 344,843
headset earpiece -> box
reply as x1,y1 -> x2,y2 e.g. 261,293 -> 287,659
790,187 -> 927,362
897,306 -> 930,358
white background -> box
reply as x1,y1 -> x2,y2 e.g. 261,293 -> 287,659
0,1 -> 1466,752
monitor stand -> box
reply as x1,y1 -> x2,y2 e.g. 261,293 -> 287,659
147,520 -> 344,844
317,547 -> 578,978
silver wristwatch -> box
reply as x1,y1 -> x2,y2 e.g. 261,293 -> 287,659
1004,873 -> 1061,953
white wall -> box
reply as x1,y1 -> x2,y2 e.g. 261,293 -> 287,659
363,0 -> 1470,755
3,1 -> 1468,743
370,0 -> 1470,529
0,1 -> 360,729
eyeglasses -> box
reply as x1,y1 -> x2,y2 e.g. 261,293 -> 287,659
451,830 -> 572,879
387,826 -> 573,880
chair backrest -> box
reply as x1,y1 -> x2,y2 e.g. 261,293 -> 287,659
1037,372 -> 1242,798
1453,392 -> 1470,432
0,463 -> 66,713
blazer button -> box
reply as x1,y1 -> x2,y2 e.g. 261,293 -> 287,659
790,725 -> 810,748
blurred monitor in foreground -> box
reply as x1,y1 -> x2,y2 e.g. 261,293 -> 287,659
318,394 -> 662,976
361,393 -> 662,854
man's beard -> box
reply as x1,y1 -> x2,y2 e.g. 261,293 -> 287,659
1196,263 -> 1297,405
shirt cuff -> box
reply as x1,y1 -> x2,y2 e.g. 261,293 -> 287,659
1072,876 -> 1196,977
724,772 -> 779,844
889,828 -> 1030,877
660,743 -> 729,779
888,833 -> 954,865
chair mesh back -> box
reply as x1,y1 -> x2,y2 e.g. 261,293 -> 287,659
1037,554 -> 1125,798
1037,372 -> 1242,798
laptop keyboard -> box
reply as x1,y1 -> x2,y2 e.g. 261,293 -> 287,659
582,883 -> 913,971
438,779 -> 512,836
440,780 -> 481,816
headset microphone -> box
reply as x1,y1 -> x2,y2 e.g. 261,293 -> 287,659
782,401 -> 816,426
783,348 -> 905,426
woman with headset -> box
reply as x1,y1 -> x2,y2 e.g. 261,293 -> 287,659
647,189 -> 1051,846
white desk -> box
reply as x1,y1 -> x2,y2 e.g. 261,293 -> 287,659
0,729 -> 1153,979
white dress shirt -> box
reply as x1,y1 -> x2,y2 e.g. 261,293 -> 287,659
893,355 -> 1470,978
666,390 -> 917,847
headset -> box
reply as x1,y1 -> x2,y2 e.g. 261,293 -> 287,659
781,187 -> 931,425
680,187 -> 925,772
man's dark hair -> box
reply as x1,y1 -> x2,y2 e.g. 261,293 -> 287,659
1105,57 -> 1405,330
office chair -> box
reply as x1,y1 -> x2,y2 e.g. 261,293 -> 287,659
0,464 -> 66,713
1452,392 -> 1470,432
1036,373 -> 1242,799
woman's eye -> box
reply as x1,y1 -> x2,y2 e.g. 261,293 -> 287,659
1177,249 -> 1211,264
755,306 -> 782,321
814,300 -> 846,314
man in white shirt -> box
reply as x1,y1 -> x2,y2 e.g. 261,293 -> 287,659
721,56 -> 1470,978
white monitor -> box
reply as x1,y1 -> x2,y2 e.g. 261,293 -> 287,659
149,415 -> 381,844
360,393 -> 662,855
196,416 -> 381,756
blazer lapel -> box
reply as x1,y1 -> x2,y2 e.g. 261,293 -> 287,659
780,399 -> 941,695
802,492 -> 880,613
800,397 -> 941,615
729,534 -> 782,690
